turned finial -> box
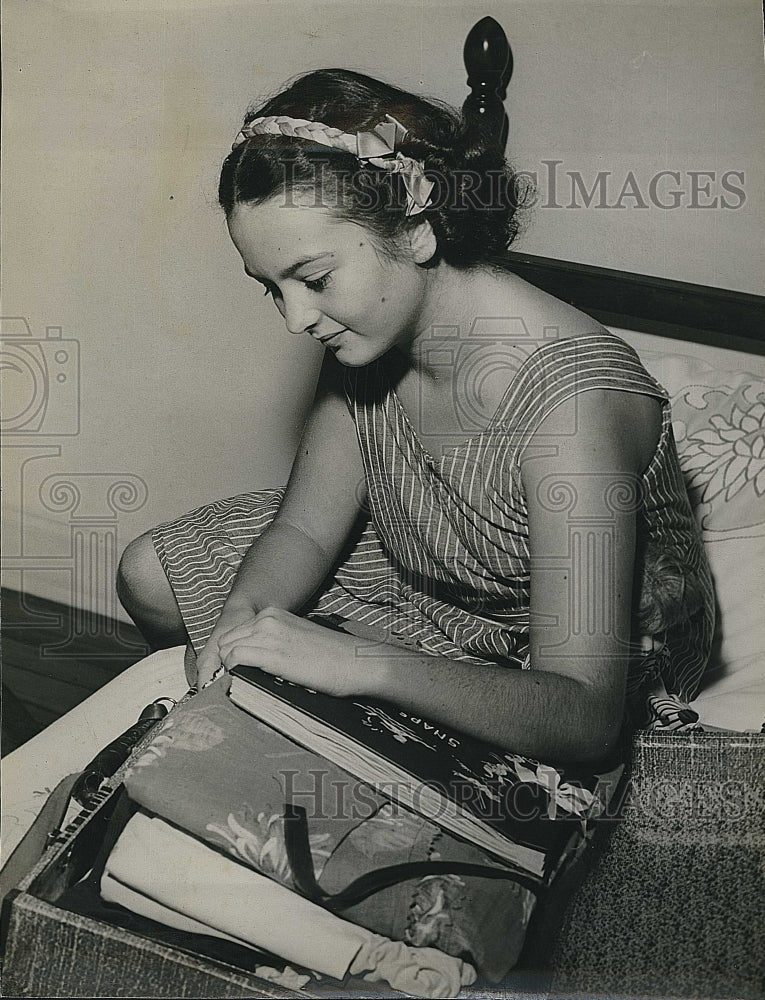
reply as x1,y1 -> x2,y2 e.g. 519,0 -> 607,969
462,16 -> 512,150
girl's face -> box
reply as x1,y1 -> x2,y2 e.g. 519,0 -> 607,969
227,192 -> 433,366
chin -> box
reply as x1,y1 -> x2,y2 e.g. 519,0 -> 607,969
327,339 -> 385,368
331,350 -> 366,368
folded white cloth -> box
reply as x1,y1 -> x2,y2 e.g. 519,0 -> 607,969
102,811 -> 476,998
102,870 -> 242,943
101,872 -> 311,990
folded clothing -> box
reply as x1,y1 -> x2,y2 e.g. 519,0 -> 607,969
54,789 -> 308,989
122,682 -> 539,981
102,810 -> 476,998
123,680 -> 387,881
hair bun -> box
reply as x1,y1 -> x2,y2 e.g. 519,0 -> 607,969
401,126 -> 529,267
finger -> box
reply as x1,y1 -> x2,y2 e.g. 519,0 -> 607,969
215,621 -> 267,645
219,640 -> 275,672
196,649 -> 223,689
196,666 -> 219,690
218,629 -> 279,660
217,633 -> 263,658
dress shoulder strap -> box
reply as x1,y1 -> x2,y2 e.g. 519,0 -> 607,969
491,331 -> 669,450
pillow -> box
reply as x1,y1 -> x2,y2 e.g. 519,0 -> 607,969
671,368 -> 765,730
317,802 -> 536,984
613,332 -> 765,731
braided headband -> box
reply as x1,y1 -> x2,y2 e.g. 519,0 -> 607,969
232,113 -> 435,217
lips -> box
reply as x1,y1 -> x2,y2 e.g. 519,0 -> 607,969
318,329 -> 346,344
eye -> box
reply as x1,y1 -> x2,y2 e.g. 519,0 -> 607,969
258,280 -> 281,301
304,272 -> 332,293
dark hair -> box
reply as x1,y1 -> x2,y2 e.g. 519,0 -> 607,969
218,69 -> 531,269
636,546 -> 705,634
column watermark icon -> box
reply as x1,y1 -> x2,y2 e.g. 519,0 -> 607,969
1,316 -> 149,658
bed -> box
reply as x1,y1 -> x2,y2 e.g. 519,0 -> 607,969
2,14 -> 765,999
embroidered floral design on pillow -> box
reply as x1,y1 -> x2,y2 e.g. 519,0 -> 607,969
672,378 -> 765,532
406,874 -> 472,953
683,396 -> 765,502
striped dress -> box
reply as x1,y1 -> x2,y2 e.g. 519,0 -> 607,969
154,333 -> 714,728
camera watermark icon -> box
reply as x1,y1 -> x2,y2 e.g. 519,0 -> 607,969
0,317 -> 80,435
2,317 -> 149,657
413,318 -> 575,455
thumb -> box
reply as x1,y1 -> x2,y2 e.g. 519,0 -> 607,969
195,641 -> 223,690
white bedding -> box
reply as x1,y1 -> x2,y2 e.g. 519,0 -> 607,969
1,645 -> 188,864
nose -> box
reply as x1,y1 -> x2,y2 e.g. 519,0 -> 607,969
282,292 -> 322,336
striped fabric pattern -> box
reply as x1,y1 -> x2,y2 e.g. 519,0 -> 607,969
153,333 -> 714,722
645,693 -> 701,732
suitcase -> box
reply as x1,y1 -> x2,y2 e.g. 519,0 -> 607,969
3,728 -> 764,998
1,783 -> 333,998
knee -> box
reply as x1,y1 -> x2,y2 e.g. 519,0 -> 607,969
116,531 -> 167,618
117,532 -> 186,649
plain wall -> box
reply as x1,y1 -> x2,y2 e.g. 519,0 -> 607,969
2,0 -> 764,617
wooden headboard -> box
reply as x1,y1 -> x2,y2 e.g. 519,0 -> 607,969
462,17 -> 765,356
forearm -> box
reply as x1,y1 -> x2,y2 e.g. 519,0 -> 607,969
363,647 -> 623,763
224,519 -> 335,615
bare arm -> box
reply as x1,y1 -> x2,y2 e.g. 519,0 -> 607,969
225,351 -> 367,613
359,388 -> 661,761
215,388 -> 661,763
196,351 -> 366,683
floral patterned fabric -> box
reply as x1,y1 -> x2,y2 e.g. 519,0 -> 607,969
123,682 -> 537,982
124,682 -> 380,881
319,803 -> 536,983
672,376 -> 765,534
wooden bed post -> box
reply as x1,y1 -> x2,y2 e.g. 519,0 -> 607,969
462,16 -> 512,150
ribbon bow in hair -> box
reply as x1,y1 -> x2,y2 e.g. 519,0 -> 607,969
355,115 -> 435,217
233,113 -> 434,217
354,114 -> 409,159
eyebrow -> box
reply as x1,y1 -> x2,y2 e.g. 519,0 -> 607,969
244,252 -> 335,282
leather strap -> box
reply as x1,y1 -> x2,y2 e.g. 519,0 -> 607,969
283,803 -> 543,910
0,700 -> 171,905
71,710 -> 168,809
0,772 -> 81,906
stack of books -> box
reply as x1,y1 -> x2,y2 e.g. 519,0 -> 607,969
229,664 -> 624,886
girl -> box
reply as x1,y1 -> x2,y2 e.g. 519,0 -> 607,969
117,69 -> 713,762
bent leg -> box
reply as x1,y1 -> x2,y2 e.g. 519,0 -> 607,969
152,490 -> 285,654
117,531 -> 187,650
123,489 -> 475,671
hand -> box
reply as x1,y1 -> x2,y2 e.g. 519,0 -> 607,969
216,607 -> 367,698
196,603 -> 259,690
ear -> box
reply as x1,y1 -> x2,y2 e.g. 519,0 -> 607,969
406,219 -> 438,265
